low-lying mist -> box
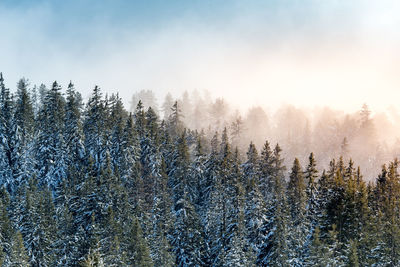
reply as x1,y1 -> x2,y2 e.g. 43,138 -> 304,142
131,89 -> 400,181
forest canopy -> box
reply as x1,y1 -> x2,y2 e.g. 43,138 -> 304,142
0,74 -> 399,266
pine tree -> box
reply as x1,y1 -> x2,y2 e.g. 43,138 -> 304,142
19,179 -> 57,266
0,243 -> 4,267
191,136 -> 207,211
168,101 -> 183,137
205,128 -> 238,265
326,224 -> 345,266
162,92 -> 174,121
109,93 -> 128,172
83,86 -> 107,174
223,180 -> 256,267
120,113 -> 140,184
170,131 -> 206,266
64,81 -> 85,171
304,226 -> 330,267
259,144 -> 289,266
347,239 -> 359,267
126,216 -> 153,267
372,160 -> 400,266
287,158 -> 307,266
13,78 -> 36,189
0,190 -> 13,265
243,142 -> 266,258
100,207 -> 126,266
201,132 -> 220,217
149,158 -> 175,266
14,78 -> 35,143
36,81 -> 66,188
138,106 -> 162,214
304,152 -> 320,257
259,140 -> 274,199
0,72 -> 18,192
55,205 -> 79,266
9,231 -> 30,267
80,247 -> 105,267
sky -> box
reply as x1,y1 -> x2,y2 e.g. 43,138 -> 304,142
0,0 -> 400,112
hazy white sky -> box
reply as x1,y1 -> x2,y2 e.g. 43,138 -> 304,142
0,0 -> 399,112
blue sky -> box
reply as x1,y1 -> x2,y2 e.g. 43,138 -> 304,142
0,0 -> 399,111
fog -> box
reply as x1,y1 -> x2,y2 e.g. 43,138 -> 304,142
1,1 -> 400,113
2,1 -> 400,179
129,88 -> 400,180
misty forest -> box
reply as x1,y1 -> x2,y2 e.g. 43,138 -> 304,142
1,73 -> 400,267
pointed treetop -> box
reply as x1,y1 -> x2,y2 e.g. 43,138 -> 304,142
136,100 -> 144,111
246,142 -> 258,163
195,136 -> 203,156
0,72 -> 3,83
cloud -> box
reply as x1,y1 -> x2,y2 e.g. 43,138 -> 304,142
0,0 -> 399,112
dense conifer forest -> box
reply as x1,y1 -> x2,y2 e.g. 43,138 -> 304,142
1,73 -> 400,266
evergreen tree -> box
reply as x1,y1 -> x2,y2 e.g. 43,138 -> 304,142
13,78 -> 36,189
0,72 -> 18,192
259,140 -> 274,199
55,205 -> 79,266
64,81 -> 85,171
347,240 -> 359,267
9,231 -> 30,267
168,101 -> 183,137
14,78 -> 35,143
19,179 -> 57,266
0,190 -> 13,265
170,131 -> 206,266
201,131 -> 220,217
304,226 -> 330,267
126,216 -> 153,267
109,93 -> 128,172
243,142 -> 266,258
83,86 -> 107,173
36,81 -> 66,188
80,247 -> 105,267
149,159 -> 175,266
305,152 -> 319,227
287,158 -> 307,266
259,144 -> 289,266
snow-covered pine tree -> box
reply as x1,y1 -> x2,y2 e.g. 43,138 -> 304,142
108,93 -> 128,173
242,142 -> 266,259
0,73 -> 18,192
19,178 -> 57,266
14,78 -> 35,145
9,231 -> 29,267
223,172 -> 256,267
287,158 -> 307,266
120,113 -> 141,187
13,78 -> 36,189
258,140 -> 274,200
0,189 -> 13,265
259,144 -> 289,266
64,81 -> 85,172
304,152 -> 319,242
170,131 -> 206,266
54,204 -> 79,266
36,81 -> 66,189
126,216 -> 153,267
168,101 -> 184,138
303,226 -> 331,266
149,158 -> 175,267
83,86 -> 107,174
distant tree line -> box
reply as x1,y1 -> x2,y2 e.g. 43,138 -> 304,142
0,73 -> 399,266
133,88 -> 400,181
